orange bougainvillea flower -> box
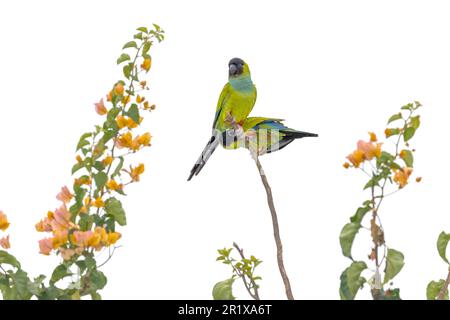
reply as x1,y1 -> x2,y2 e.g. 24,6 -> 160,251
94,98 -> 107,115
56,186 -> 73,204
129,163 -> 145,182
107,232 -> 121,245
369,132 -> 377,142
122,95 -> 130,105
346,149 -> 365,168
74,176 -> 91,186
94,197 -> 104,208
138,132 -> 152,146
116,132 -> 133,149
0,211 -> 10,231
103,155 -> 113,166
0,235 -> 10,249
393,167 -> 413,188
106,91 -> 113,102
39,238 -> 53,255
141,57 -> 151,71
106,179 -> 123,191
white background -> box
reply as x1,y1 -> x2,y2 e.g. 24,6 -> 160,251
0,0 -> 449,300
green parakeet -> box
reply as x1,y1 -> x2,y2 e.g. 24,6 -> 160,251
224,117 -> 318,156
188,57 -> 257,181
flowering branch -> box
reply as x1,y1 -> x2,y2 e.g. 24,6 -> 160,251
339,101 -> 422,300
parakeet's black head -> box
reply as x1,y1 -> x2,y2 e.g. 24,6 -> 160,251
228,57 -> 245,77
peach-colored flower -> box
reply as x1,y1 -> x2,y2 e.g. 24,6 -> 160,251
56,186 -> 73,204
35,215 -> 53,232
357,140 -> 382,160
393,167 -> 413,188
51,205 -> 71,231
0,211 -> 10,231
94,98 -> 107,115
0,235 -> 10,249
59,248 -> 76,261
114,83 -> 124,95
72,230 -> 93,248
39,238 -> 53,255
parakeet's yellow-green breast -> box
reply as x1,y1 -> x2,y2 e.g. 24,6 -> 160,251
188,58 -> 257,181
213,58 -> 257,132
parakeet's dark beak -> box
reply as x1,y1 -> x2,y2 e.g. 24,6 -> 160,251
229,64 -> 238,76
228,57 -> 245,77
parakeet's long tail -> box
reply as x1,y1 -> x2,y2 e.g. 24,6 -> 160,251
187,135 -> 220,181
269,129 -> 318,153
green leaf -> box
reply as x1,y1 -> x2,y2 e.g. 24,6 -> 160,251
401,103 -> 413,110
116,53 -> 130,65
410,116 -> 420,130
105,197 -> 127,226
142,41 -> 151,55
339,261 -> 367,300
364,175 -> 381,190
71,162 -> 84,175
90,269 -> 107,291
339,223 -> 361,259
134,32 -> 143,40
387,113 -> 403,124
76,132 -> 92,151
50,264 -> 72,284
112,156 -> 124,178
383,248 -> 405,284
137,27 -> 148,33
437,231 -> 450,264
350,205 -> 371,225
212,278 -> 235,300
400,149 -> 414,167
403,127 -> 416,142
107,107 -> 121,123
85,256 -> 96,271
123,64 -> 132,80
91,292 -> 102,300
122,41 -> 137,49
427,279 -> 448,300
94,172 -> 108,191
0,250 -> 21,269
13,269 -> 32,300
127,104 -> 140,124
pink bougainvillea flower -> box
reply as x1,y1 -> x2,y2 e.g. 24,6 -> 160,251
59,248 -> 76,261
0,211 -> 10,231
39,238 -> 53,255
56,186 -> 73,204
94,98 -> 107,115
0,235 -> 10,249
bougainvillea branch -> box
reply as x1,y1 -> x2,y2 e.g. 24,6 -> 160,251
0,24 -> 164,300
339,101 -> 422,300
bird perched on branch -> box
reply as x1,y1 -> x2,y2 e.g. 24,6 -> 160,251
224,117 -> 318,157
187,57 -> 257,181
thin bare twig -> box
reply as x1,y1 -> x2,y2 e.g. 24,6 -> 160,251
255,157 -> 294,300
437,267 -> 450,300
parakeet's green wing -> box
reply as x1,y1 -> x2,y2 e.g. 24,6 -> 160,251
212,83 -> 232,129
